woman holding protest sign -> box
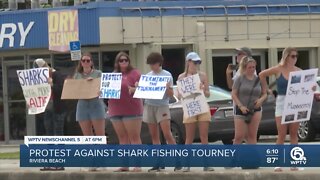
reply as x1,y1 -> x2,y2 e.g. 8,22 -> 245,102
232,56 -> 267,145
74,53 -> 106,137
73,53 -> 106,171
176,52 -> 214,172
33,58 -> 67,171
259,47 -> 302,172
108,52 -> 143,172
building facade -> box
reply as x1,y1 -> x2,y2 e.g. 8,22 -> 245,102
1,0 -> 320,143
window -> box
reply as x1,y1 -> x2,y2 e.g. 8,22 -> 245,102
102,51 -> 129,72
0,61 -> 3,141
53,54 -> 77,77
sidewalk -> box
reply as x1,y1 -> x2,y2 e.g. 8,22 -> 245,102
0,145 -> 19,153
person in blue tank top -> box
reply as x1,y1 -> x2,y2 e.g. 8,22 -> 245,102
259,47 -> 301,172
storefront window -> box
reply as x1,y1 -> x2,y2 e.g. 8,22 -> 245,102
102,51 -> 129,72
28,55 -> 51,69
5,62 -> 26,140
277,50 -> 309,70
0,62 -> 4,141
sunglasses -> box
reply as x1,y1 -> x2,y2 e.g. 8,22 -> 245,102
192,61 -> 201,65
290,54 -> 298,59
81,59 -> 91,63
119,59 -> 129,63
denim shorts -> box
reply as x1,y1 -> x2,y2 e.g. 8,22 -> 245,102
76,98 -> 106,121
110,115 -> 142,122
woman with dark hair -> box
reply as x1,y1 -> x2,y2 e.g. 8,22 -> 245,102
73,53 -> 106,171
108,52 -> 143,172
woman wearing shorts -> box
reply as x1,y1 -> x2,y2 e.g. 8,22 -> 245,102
74,53 -> 106,171
177,52 -> 214,172
108,52 -> 143,172
259,47 -> 301,172
232,56 -> 267,145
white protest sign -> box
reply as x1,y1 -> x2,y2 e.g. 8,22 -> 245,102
182,93 -> 209,118
17,68 -> 51,115
133,75 -> 170,99
177,74 -> 202,98
24,136 -> 106,147
282,68 -> 318,124
99,73 -> 122,99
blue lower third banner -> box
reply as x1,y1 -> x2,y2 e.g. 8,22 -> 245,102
20,145 -> 317,167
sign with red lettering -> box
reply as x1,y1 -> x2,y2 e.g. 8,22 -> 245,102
17,68 -> 51,114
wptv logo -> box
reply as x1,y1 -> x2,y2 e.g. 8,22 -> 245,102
290,147 -> 307,165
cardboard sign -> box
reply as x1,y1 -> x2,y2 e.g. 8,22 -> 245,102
133,75 -> 170,99
177,74 -> 202,98
99,73 -> 122,99
17,68 -> 51,115
182,93 -> 209,118
282,68 -> 318,124
61,78 -> 100,99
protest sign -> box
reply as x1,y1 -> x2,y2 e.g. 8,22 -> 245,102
177,74 -> 202,98
99,73 -> 122,99
133,75 -> 170,99
182,93 -> 209,118
17,68 -> 51,114
282,68 -> 318,124
61,78 -> 100,99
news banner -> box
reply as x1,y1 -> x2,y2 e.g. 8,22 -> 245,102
20,136 -> 318,167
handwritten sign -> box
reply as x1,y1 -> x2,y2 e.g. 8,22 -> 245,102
99,73 -> 122,99
282,68 -> 318,124
182,93 -> 209,118
48,10 -> 79,52
17,68 -> 51,115
133,75 -> 170,99
61,78 -> 100,99
177,74 -> 202,98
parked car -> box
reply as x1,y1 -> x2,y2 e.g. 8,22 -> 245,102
298,76 -> 320,141
105,85 -> 278,144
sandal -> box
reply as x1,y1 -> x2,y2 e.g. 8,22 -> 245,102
131,167 -> 142,172
40,167 -> 64,171
274,167 -> 282,172
290,167 -> 304,171
114,167 -> 129,172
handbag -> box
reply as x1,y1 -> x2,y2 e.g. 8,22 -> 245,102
238,76 -> 260,124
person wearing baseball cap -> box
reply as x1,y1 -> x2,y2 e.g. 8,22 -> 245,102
176,52 -> 214,172
226,47 -> 253,89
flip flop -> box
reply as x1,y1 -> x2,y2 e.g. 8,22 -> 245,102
114,167 -> 129,172
290,167 -> 304,171
274,167 -> 283,172
40,167 -> 64,171
131,167 -> 142,172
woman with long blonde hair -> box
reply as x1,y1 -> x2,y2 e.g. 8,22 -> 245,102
177,52 -> 213,172
259,47 -> 301,172
232,56 -> 267,145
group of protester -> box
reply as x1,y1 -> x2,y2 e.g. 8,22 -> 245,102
34,46 -> 304,173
